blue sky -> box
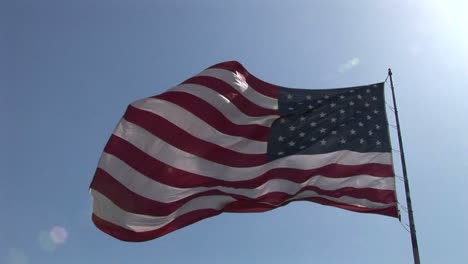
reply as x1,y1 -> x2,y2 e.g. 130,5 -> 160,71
2,1 -> 468,263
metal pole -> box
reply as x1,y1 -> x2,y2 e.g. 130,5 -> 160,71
388,68 -> 421,264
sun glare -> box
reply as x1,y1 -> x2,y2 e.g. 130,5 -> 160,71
428,1 -> 468,58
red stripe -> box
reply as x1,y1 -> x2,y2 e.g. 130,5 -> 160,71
104,136 -> 394,190
223,197 -> 398,217
154,92 -> 270,142
208,61 -> 278,98
124,106 -> 268,167
182,76 -> 278,117
90,168 -> 397,217
292,197 -> 398,217
92,200 -> 397,242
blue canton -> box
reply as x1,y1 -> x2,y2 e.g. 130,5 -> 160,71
267,83 -> 391,161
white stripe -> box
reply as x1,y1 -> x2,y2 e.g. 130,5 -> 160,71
169,83 -> 279,126
91,188 -> 393,232
129,100 -> 267,154
196,68 -> 278,110
91,190 -> 236,232
99,152 -> 395,204
113,122 -> 393,180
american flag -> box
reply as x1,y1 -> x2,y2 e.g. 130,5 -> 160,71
90,61 -> 398,242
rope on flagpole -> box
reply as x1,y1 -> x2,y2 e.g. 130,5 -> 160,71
400,221 -> 411,233
388,69 -> 421,264
384,74 -> 390,83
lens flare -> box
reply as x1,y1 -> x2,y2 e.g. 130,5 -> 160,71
38,231 -> 56,252
7,248 -> 28,264
49,226 -> 68,244
338,57 -> 360,73
38,226 -> 68,251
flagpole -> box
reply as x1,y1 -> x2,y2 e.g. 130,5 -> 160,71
388,69 -> 421,264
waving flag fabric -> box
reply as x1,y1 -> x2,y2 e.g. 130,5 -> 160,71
90,61 -> 398,242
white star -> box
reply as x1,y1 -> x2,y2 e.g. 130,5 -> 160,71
340,95 -> 345,99
308,104 -> 313,109
369,130 -> 373,136
340,109 -> 346,114
300,116 -> 306,121
376,140 -> 381,145
358,122 -> 364,127
340,138 -> 347,144
310,137 -> 317,141
289,126 -> 296,131
324,95 -> 330,99
357,94 -> 362,100
372,96 -> 377,101
320,139 -> 327,145
373,84 -> 378,87
331,117 -> 337,123
360,138 -> 365,144
330,103 -> 336,107
299,132 -> 306,137
349,89 -> 355,93
317,100 -> 323,104
320,128 -> 327,133
331,130 -> 337,135
280,119 -> 286,124
287,94 -> 293,99
299,145 -> 306,149
364,103 -> 370,107
367,115 -> 372,120
288,107 -> 294,111
350,129 -> 356,135
373,110 -> 379,114
366,89 -> 371,93
349,101 -> 355,106
277,151 -> 284,155
306,95 -> 312,100
320,112 -> 326,118
310,122 -> 317,127
376,124 -> 381,130
288,141 -> 296,147
278,136 -> 284,142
